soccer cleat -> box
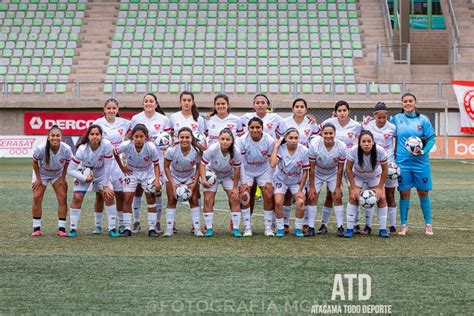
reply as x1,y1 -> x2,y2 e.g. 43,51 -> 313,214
119,229 -> 132,237
155,222 -> 162,233
108,229 -> 120,238
132,222 -> 141,233
398,225 -> 408,236
205,228 -> 214,237
316,224 -> 328,235
378,229 -> 390,238
276,229 -> 285,237
337,226 -> 345,237
67,229 -> 77,238
118,225 -> 126,234
243,227 -> 252,237
232,228 -> 242,238
389,226 -> 397,235
284,224 -> 290,234
163,228 -> 174,237
295,228 -> 304,237
149,229 -> 160,237
302,225 -> 309,234
424,224 -> 433,236
31,230 -> 42,237
93,226 -> 102,235
57,230 -> 67,237
360,225 -> 372,236
194,228 -> 204,237
353,224 -> 361,234
304,227 -> 315,237
344,229 -> 354,238
264,229 -> 275,237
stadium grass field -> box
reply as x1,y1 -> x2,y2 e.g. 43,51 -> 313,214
0,158 -> 473,314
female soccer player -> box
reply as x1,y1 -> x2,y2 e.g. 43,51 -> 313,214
67,125 -> 119,237
205,94 -> 243,145
129,93 -> 171,234
92,98 -> 130,234
200,128 -> 242,237
237,117 -> 276,237
270,128 -> 309,237
31,125 -> 72,237
391,93 -> 435,235
240,94 -> 282,138
306,123 -> 346,237
163,127 -> 203,237
114,124 -> 162,237
362,102 -> 398,235
319,101 -> 362,235
344,130 -> 389,238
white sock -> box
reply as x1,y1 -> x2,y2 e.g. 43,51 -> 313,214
190,207 -> 201,230
283,206 -> 291,226
321,206 -> 332,225
105,205 -> 117,231
276,218 -> 284,230
156,195 -> 163,223
33,218 -> 41,229
123,213 -> 132,230
69,208 -> 81,230
346,203 -> 358,229
295,218 -> 304,230
166,208 -> 176,229
303,206 -> 309,226
378,206 -> 388,230
365,206 -> 374,228
264,210 -> 273,230
241,208 -> 251,229
334,205 -> 344,227
354,206 -> 360,226
57,219 -> 66,229
132,196 -> 142,223
94,212 -> 103,227
204,212 -> 214,229
231,212 -> 241,229
307,205 -> 317,228
388,206 -> 397,227
117,210 -> 124,226
147,212 -> 157,231
272,213 -> 276,227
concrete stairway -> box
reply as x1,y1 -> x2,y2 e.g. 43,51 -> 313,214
393,30 -> 449,65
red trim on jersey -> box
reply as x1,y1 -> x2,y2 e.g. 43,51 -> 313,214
201,157 -> 209,165
72,157 -> 80,164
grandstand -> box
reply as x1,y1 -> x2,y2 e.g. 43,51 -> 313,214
1,0 -> 473,135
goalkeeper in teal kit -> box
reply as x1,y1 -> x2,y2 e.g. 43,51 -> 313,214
391,93 -> 436,236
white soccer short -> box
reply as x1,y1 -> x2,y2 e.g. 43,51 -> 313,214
202,176 -> 236,193
273,179 -> 305,195
73,174 -> 111,193
170,174 -> 195,186
353,173 -> 381,189
384,178 -> 398,189
32,171 -> 62,186
313,172 -> 338,193
241,167 -> 273,187
122,168 -> 156,193
110,162 -> 125,192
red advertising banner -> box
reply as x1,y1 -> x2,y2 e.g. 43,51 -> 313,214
24,112 -> 138,136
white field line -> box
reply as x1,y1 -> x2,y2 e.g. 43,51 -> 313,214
460,160 -> 474,165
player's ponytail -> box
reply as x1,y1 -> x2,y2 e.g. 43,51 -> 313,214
45,125 -> 62,165
219,128 -> 235,159
357,130 -> 377,170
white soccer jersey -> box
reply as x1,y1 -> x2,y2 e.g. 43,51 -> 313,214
93,116 -> 130,149
273,143 -> 310,184
276,116 -> 319,147
164,145 -> 201,183
240,112 -> 282,139
308,138 -> 347,176
130,111 -> 171,141
320,117 -> 362,149
362,120 -> 396,163
205,114 -> 243,145
236,132 -> 274,176
170,111 -> 206,141
71,139 -> 114,178
201,142 -> 242,178
115,140 -> 160,171
33,142 -> 73,177
346,144 -> 388,177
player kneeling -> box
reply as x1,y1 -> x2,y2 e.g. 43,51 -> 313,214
114,124 -> 162,237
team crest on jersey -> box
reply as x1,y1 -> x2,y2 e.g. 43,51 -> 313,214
261,150 -> 268,157
297,161 -> 303,168
190,159 -> 196,165
347,132 -> 354,139
267,123 -> 273,129
191,123 -> 198,131
304,129 -> 310,136
384,133 -> 390,140
118,129 -> 123,136
144,156 -> 149,162
59,158 -> 65,164
154,124 -> 161,130
417,125 -> 422,132
333,157 -> 339,163
227,123 -> 235,130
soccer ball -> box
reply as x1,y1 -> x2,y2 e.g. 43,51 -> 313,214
193,131 -> 206,146
175,184 -> 192,202
204,170 -> 217,186
78,167 -> 91,181
359,190 -> 377,209
308,134 -> 319,145
144,177 -> 161,194
156,132 -> 172,150
405,136 -> 423,155
387,162 -> 401,180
